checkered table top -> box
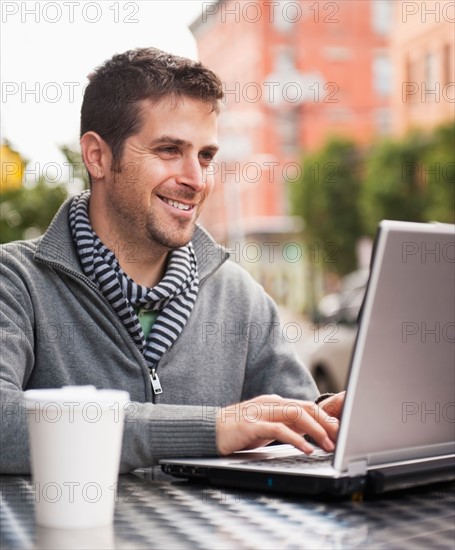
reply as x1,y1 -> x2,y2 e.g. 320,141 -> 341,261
1,472 -> 454,549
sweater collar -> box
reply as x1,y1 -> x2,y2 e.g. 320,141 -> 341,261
35,197 -> 230,283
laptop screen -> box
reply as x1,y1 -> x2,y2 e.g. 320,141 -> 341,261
334,221 -> 455,472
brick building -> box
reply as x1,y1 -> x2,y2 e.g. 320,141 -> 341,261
390,0 -> 455,135
191,0 -> 393,241
190,0 -> 393,310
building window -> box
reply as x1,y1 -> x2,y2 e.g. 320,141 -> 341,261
424,51 -> 438,86
273,47 -> 295,74
443,44 -> 452,86
371,0 -> 393,35
374,108 -> 392,135
326,107 -> 353,122
323,46 -> 352,61
276,109 -> 299,155
373,53 -> 392,96
272,2 -> 300,33
404,56 -> 414,82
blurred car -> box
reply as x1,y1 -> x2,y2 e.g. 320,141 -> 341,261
302,269 -> 369,394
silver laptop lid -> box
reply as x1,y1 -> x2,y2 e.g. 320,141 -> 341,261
334,221 -> 455,474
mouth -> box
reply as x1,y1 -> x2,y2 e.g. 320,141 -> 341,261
158,195 -> 197,219
158,196 -> 196,213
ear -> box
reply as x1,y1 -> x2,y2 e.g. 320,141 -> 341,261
80,132 -> 111,182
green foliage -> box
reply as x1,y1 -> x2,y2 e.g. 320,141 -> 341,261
361,132 -> 428,235
0,178 -> 68,244
60,145 -> 89,190
291,122 -> 454,280
0,143 -> 86,244
422,122 -> 455,224
362,121 -> 455,235
290,138 -> 363,275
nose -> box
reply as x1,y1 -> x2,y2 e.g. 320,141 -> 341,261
178,154 -> 206,193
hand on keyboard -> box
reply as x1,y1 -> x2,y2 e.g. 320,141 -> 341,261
216,393 -> 345,456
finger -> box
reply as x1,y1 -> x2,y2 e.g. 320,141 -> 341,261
288,408 -> 336,452
243,402 -> 338,452
255,403 -> 335,451
312,406 -> 340,441
321,392 -> 345,418
253,422 -> 315,454
257,401 -> 338,449
290,401 -> 340,442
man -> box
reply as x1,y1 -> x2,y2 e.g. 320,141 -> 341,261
0,48 -> 344,473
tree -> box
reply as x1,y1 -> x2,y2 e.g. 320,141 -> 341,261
361,122 -> 455,235
60,144 -> 89,190
0,143 -> 84,244
290,138 -> 364,276
0,178 -> 68,244
422,122 -> 455,224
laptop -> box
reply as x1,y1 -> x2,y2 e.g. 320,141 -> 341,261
161,220 -> 455,497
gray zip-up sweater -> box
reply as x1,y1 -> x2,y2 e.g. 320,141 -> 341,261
0,199 -> 318,473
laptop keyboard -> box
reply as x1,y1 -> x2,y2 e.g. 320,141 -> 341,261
236,452 -> 334,469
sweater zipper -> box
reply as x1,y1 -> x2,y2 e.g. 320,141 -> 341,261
36,258 -> 157,396
38,250 -> 229,396
150,368 -> 163,394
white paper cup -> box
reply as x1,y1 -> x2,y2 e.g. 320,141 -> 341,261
24,386 -> 130,529
35,525 -> 115,549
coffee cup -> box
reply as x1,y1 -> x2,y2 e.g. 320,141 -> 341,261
24,386 -> 129,529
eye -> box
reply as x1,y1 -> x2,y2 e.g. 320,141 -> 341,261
157,146 -> 179,157
199,150 -> 216,165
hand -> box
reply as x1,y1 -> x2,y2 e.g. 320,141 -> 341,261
319,391 -> 345,420
216,394 -> 340,456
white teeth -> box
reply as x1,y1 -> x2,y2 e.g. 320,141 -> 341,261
164,198 -> 191,211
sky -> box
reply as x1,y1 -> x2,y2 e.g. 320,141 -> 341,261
1,0 -> 209,173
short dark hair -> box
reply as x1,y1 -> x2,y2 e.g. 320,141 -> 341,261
80,47 -> 224,171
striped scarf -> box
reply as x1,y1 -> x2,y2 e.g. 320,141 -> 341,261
69,192 -> 199,391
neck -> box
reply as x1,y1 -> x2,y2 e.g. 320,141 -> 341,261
117,250 -> 169,288
88,198 -> 169,288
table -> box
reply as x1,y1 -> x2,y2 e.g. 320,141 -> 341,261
1,470 -> 454,549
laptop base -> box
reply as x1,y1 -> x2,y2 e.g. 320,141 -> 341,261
161,463 -> 366,497
364,456 -> 455,496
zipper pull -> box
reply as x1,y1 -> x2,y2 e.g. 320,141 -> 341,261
150,368 -> 163,395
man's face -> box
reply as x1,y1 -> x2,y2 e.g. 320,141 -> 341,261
102,97 -> 219,251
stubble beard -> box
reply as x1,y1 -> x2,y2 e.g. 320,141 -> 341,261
107,177 -> 202,253
144,214 -> 197,251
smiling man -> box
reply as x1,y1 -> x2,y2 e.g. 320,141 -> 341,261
84,98 -> 219,286
0,48 -> 344,473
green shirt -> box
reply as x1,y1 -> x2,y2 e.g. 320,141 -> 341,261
136,308 -> 159,339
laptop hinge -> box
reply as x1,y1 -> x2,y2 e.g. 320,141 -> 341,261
348,460 -> 368,476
